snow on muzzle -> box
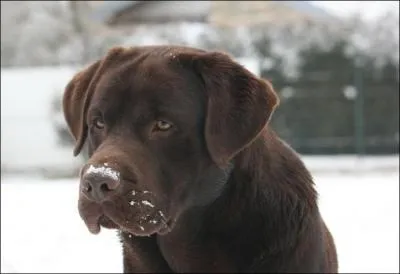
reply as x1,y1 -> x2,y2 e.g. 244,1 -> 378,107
80,162 -> 121,203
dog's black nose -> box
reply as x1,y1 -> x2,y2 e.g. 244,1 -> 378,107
80,166 -> 121,203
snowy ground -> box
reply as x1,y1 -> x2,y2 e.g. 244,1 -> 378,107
1,161 -> 399,273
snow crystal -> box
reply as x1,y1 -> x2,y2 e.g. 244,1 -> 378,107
141,200 -> 155,208
85,164 -> 120,181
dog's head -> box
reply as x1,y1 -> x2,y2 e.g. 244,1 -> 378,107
63,46 -> 279,236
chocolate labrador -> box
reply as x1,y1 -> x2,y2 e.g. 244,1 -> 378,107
63,45 -> 338,273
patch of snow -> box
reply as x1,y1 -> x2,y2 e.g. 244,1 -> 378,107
141,200 -> 155,208
1,162 -> 399,272
85,165 -> 120,182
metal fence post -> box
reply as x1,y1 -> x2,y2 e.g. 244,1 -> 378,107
354,59 -> 365,156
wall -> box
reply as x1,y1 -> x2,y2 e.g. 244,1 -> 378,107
1,67 -> 83,177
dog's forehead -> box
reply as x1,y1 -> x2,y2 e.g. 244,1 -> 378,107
97,53 -> 194,96
91,52 -> 204,117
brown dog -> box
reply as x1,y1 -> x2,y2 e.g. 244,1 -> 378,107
63,45 -> 338,273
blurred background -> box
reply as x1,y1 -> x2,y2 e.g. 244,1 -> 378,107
1,1 -> 399,273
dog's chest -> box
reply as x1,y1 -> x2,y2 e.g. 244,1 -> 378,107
157,235 -> 236,272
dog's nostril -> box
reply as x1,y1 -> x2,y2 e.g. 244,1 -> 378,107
80,174 -> 121,203
100,183 -> 111,192
83,181 -> 92,192
103,179 -> 120,191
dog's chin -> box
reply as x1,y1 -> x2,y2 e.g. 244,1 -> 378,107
86,213 -> 173,237
119,218 -> 173,237
78,198 -> 173,237
99,215 -> 119,229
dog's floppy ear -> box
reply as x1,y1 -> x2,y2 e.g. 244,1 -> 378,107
179,51 -> 279,167
62,47 -> 125,156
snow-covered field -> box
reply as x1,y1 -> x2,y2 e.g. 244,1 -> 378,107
1,162 -> 399,273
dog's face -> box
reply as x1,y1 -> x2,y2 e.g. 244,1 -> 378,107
63,46 -> 279,237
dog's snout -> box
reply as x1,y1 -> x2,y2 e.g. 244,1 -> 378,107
82,175 -> 120,202
80,164 -> 121,203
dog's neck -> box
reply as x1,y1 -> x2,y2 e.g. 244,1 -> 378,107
207,128 -> 319,235
235,128 -> 318,206
162,128 -> 319,234
154,128 -> 321,271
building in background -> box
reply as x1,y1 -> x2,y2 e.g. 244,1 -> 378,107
91,1 -> 335,28
91,1 -> 210,27
210,1 -> 335,27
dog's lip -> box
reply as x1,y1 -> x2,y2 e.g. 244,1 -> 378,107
80,209 -> 102,235
156,217 -> 173,235
83,214 -> 118,235
79,198 -> 172,236
79,199 -> 118,235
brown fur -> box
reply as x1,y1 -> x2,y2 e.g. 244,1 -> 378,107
63,45 -> 338,273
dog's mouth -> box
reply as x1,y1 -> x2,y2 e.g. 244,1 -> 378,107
78,191 -> 173,237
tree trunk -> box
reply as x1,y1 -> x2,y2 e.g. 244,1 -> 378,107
69,0 -> 91,64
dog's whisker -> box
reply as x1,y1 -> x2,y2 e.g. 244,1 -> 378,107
157,210 -> 170,229
158,213 -> 166,221
159,218 -> 168,228
158,210 -> 166,219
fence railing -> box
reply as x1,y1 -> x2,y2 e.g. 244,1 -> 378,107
268,68 -> 399,155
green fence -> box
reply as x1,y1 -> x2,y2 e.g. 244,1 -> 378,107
268,68 -> 399,155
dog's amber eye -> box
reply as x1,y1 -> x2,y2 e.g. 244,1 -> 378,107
155,120 -> 172,131
93,118 -> 105,129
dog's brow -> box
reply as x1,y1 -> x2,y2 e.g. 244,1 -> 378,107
87,107 -> 102,119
